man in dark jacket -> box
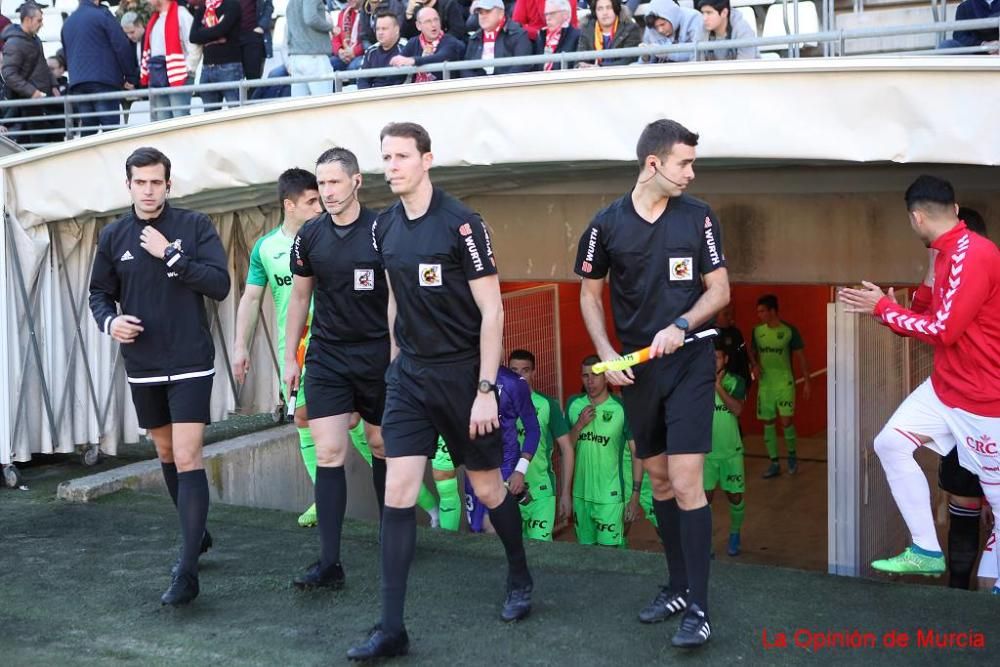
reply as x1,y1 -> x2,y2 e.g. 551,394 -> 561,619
402,0 -> 468,43
939,0 -> 1000,52
89,146 -> 231,607
62,0 -> 139,135
390,6 -> 464,82
190,0 -> 244,111
358,11 -> 407,89
535,0 -> 579,70
238,0 -> 273,80
462,0 -> 533,77
1,3 -> 61,145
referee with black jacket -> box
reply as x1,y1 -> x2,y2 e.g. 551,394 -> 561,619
89,147 -> 231,606
347,122 -> 533,661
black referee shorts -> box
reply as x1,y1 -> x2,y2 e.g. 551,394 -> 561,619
129,375 -> 213,430
381,354 -> 502,471
622,341 -> 715,459
304,339 -> 389,423
938,448 -> 982,498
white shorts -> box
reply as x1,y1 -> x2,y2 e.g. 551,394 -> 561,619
885,378 -> 1000,488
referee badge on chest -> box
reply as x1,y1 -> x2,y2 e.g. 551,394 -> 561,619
669,257 -> 693,281
419,263 -> 442,287
354,268 -> 375,291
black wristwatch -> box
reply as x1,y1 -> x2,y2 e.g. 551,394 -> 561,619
478,379 -> 497,394
673,317 -> 690,331
162,245 -> 179,263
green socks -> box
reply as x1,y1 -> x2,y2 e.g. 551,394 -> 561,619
729,499 -> 745,534
784,425 -> 798,456
435,476 -> 462,532
298,427 -> 317,483
763,423 -> 778,461
416,484 -> 437,513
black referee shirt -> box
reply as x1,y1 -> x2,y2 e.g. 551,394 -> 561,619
373,187 -> 497,365
290,207 -> 389,345
574,191 -> 726,350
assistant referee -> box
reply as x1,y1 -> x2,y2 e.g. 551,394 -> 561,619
347,122 -> 534,661
89,147 -> 231,606
576,119 -> 730,648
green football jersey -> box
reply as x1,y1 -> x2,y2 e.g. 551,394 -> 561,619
567,393 -> 631,504
518,391 -> 569,500
709,372 -> 746,460
752,321 -> 803,384
246,226 -> 311,363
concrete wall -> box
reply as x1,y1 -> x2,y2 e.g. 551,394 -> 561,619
469,164 -> 1000,285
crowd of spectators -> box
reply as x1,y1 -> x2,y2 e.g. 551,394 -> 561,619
0,0 -> 994,144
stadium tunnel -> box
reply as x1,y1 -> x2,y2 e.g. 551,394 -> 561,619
2,58 -> 998,575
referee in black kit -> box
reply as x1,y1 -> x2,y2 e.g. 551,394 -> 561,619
284,147 -> 390,590
576,120 -> 730,648
89,147 -> 231,606
347,122 -> 534,661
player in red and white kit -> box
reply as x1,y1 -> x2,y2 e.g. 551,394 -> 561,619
839,175 -> 1000,587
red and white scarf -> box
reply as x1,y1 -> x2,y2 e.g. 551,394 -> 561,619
202,0 -> 223,27
414,33 -> 442,83
542,27 -> 562,71
140,1 -> 188,87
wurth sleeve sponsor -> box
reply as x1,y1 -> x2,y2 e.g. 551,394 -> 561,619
88,229 -> 121,335
171,214 -> 231,302
874,232 -> 990,347
459,216 -> 498,280
574,221 -> 609,279
699,210 -> 726,273
290,226 -> 313,277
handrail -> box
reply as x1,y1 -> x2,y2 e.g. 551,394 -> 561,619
0,16 -> 996,145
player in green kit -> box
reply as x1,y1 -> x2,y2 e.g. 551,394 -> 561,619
431,436 -> 463,531
234,169 -> 323,527
508,349 -> 575,541
748,294 -> 811,479
348,417 -> 440,526
568,355 -> 643,547
705,341 -> 747,556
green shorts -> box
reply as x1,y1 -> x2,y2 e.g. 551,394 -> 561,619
757,378 -> 795,421
704,453 -> 746,493
431,437 -> 456,472
520,494 -> 555,541
573,497 -> 624,547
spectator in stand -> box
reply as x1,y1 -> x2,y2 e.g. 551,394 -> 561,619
696,0 -> 758,61
48,51 -> 67,96
116,0 -> 153,29
402,0 -> 468,43
0,15 -> 11,49
536,0 -> 580,70
190,0 -> 244,111
358,10 -> 406,89
62,0 -> 139,135
286,0 -> 334,96
120,11 -> 145,67
140,0 -> 197,121
331,0 -> 365,71
462,0 -> 533,77
238,0 -> 273,80
390,6 -> 464,81
1,2 -> 61,145
938,0 -> 1000,53
359,0 -> 407,50
513,0 -> 577,41
577,0 -> 641,67
638,0 -> 701,63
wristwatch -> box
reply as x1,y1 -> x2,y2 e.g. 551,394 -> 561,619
673,317 -> 690,331
162,245 -> 179,263
478,379 -> 497,394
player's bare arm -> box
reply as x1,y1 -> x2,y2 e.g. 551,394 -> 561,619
469,274 -> 503,438
649,268 -> 730,358
283,274 -> 314,394
233,284 -> 266,383
580,277 -> 634,386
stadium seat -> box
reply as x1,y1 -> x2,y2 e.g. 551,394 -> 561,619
38,9 -> 63,43
737,6 -> 759,37
273,16 -> 287,51
731,0 -> 774,7
190,96 -> 205,115
126,100 -> 150,126
273,0 -> 288,17
760,1 -> 818,51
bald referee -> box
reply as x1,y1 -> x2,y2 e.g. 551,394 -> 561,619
347,122 -> 534,660
576,119 -> 730,648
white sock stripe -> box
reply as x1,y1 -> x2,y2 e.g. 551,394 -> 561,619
948,503 -> 981,517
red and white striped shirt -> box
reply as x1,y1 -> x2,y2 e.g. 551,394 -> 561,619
875,221 -> 1000,417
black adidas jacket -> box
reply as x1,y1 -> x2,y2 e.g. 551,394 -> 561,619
89,203 -> 231,384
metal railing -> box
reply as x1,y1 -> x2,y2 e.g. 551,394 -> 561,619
0,16 -> 996,149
